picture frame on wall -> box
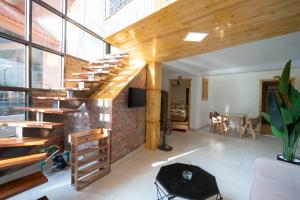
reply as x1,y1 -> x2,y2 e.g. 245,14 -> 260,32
202,77 -> 208,101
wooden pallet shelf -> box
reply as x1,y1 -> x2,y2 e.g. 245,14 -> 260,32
0,172 -> 48,199
71,128 -> 110,190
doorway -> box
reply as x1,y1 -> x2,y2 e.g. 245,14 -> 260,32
259,78 -> 295,134
168,78 -> 191,132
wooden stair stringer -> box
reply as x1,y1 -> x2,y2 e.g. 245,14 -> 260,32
90,61 -> 146,100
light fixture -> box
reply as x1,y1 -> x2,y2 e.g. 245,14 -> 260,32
184,32 -> 208,42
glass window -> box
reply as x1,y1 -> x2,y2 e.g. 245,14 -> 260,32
67,0 -> 105,36
0,0 -> 26,39
106,0 -> 132,17
32,2 -> 63,52
0,91 -> 25,137
32,48 -> 62,89
0,37 -> 26,87
41,0 -> 64,13
66,22 -> 104,62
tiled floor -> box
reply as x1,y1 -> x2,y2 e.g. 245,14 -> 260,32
10,127 -> 297,200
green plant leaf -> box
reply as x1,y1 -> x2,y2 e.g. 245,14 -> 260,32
261,112 -> 271,124
280,107 -> 294,125
290,122 -> 300,147
289,84 -> 300,104
279,60 -> 291,96
290,97 -> 300,122
269,91 -> 285,130
271,125 -> 285,139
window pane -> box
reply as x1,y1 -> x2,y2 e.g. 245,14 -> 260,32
0,37 -> 25,87
41,0 -> 64,13
106,0 -> 132,17
67,0 -> 105,36
0,91 -> 25,137
32,2 -> 63,52
32,48 -> 62,89
0,0 -> 26,39
66,22 -> 104,62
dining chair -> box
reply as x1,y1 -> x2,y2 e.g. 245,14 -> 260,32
209,112 -> 219,133
241,116 -> 260,139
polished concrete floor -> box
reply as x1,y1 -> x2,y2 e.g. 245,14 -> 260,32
10,127 -> 298,200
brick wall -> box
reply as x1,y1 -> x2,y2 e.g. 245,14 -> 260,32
111,67 -> 146,163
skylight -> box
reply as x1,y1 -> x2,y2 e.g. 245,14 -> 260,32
184,32 -> 208,42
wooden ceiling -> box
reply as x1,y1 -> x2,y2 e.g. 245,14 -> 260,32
105,0 -> 300,62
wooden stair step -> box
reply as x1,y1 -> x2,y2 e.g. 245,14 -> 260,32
64,79 -> 109,83
0,153 -> 47,169
82,64 -> 121,70
0,172 -> 48,199
72,71 -> 111,76
102,53 -> 129,59
34,96 -> 87,101
0,137 -> 50,147
51,87 -> 94,91
15,107 -> 78,114
0,120 -> 63,128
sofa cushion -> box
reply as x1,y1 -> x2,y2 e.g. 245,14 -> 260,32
250,176 -> 300,200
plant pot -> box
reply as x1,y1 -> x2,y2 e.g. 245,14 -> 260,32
277,155 -> 300,165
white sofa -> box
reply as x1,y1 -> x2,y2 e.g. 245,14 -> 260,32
250,157 -> 300,200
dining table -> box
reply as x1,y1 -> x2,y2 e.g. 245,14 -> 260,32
221,113 -> 246,137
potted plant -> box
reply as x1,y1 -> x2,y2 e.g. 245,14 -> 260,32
261,60 -> 300,164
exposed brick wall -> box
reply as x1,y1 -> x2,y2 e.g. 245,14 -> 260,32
64,55 -> 91,88
111,67 -> 146,163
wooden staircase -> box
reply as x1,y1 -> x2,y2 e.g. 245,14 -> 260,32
0,53 -> 129,198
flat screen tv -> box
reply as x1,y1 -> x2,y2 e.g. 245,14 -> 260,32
128,87 -> 146,108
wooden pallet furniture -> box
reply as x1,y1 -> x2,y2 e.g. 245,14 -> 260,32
71,128 -> 110,191
0,172 -> 48,199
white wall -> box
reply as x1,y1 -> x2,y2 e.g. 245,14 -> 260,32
208,68 -> 300,117
162,66 -> 300,130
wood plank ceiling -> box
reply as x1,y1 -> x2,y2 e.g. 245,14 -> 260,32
105,0 -> 300,62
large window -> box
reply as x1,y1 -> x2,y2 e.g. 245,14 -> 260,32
67,0 -> 105,36
32,48 -> 62,88
32,2 -> 63,52
67,22 -> 104,62
0,91 -> 25,137
0,38 -> 26,87
41,0 -> 64,13
0,0 -> 26,39
0,0 -> 107,122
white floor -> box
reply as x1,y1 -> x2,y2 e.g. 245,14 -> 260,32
10,127 -> 297,200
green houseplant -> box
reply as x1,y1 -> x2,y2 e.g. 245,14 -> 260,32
261,60 -> 300,163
